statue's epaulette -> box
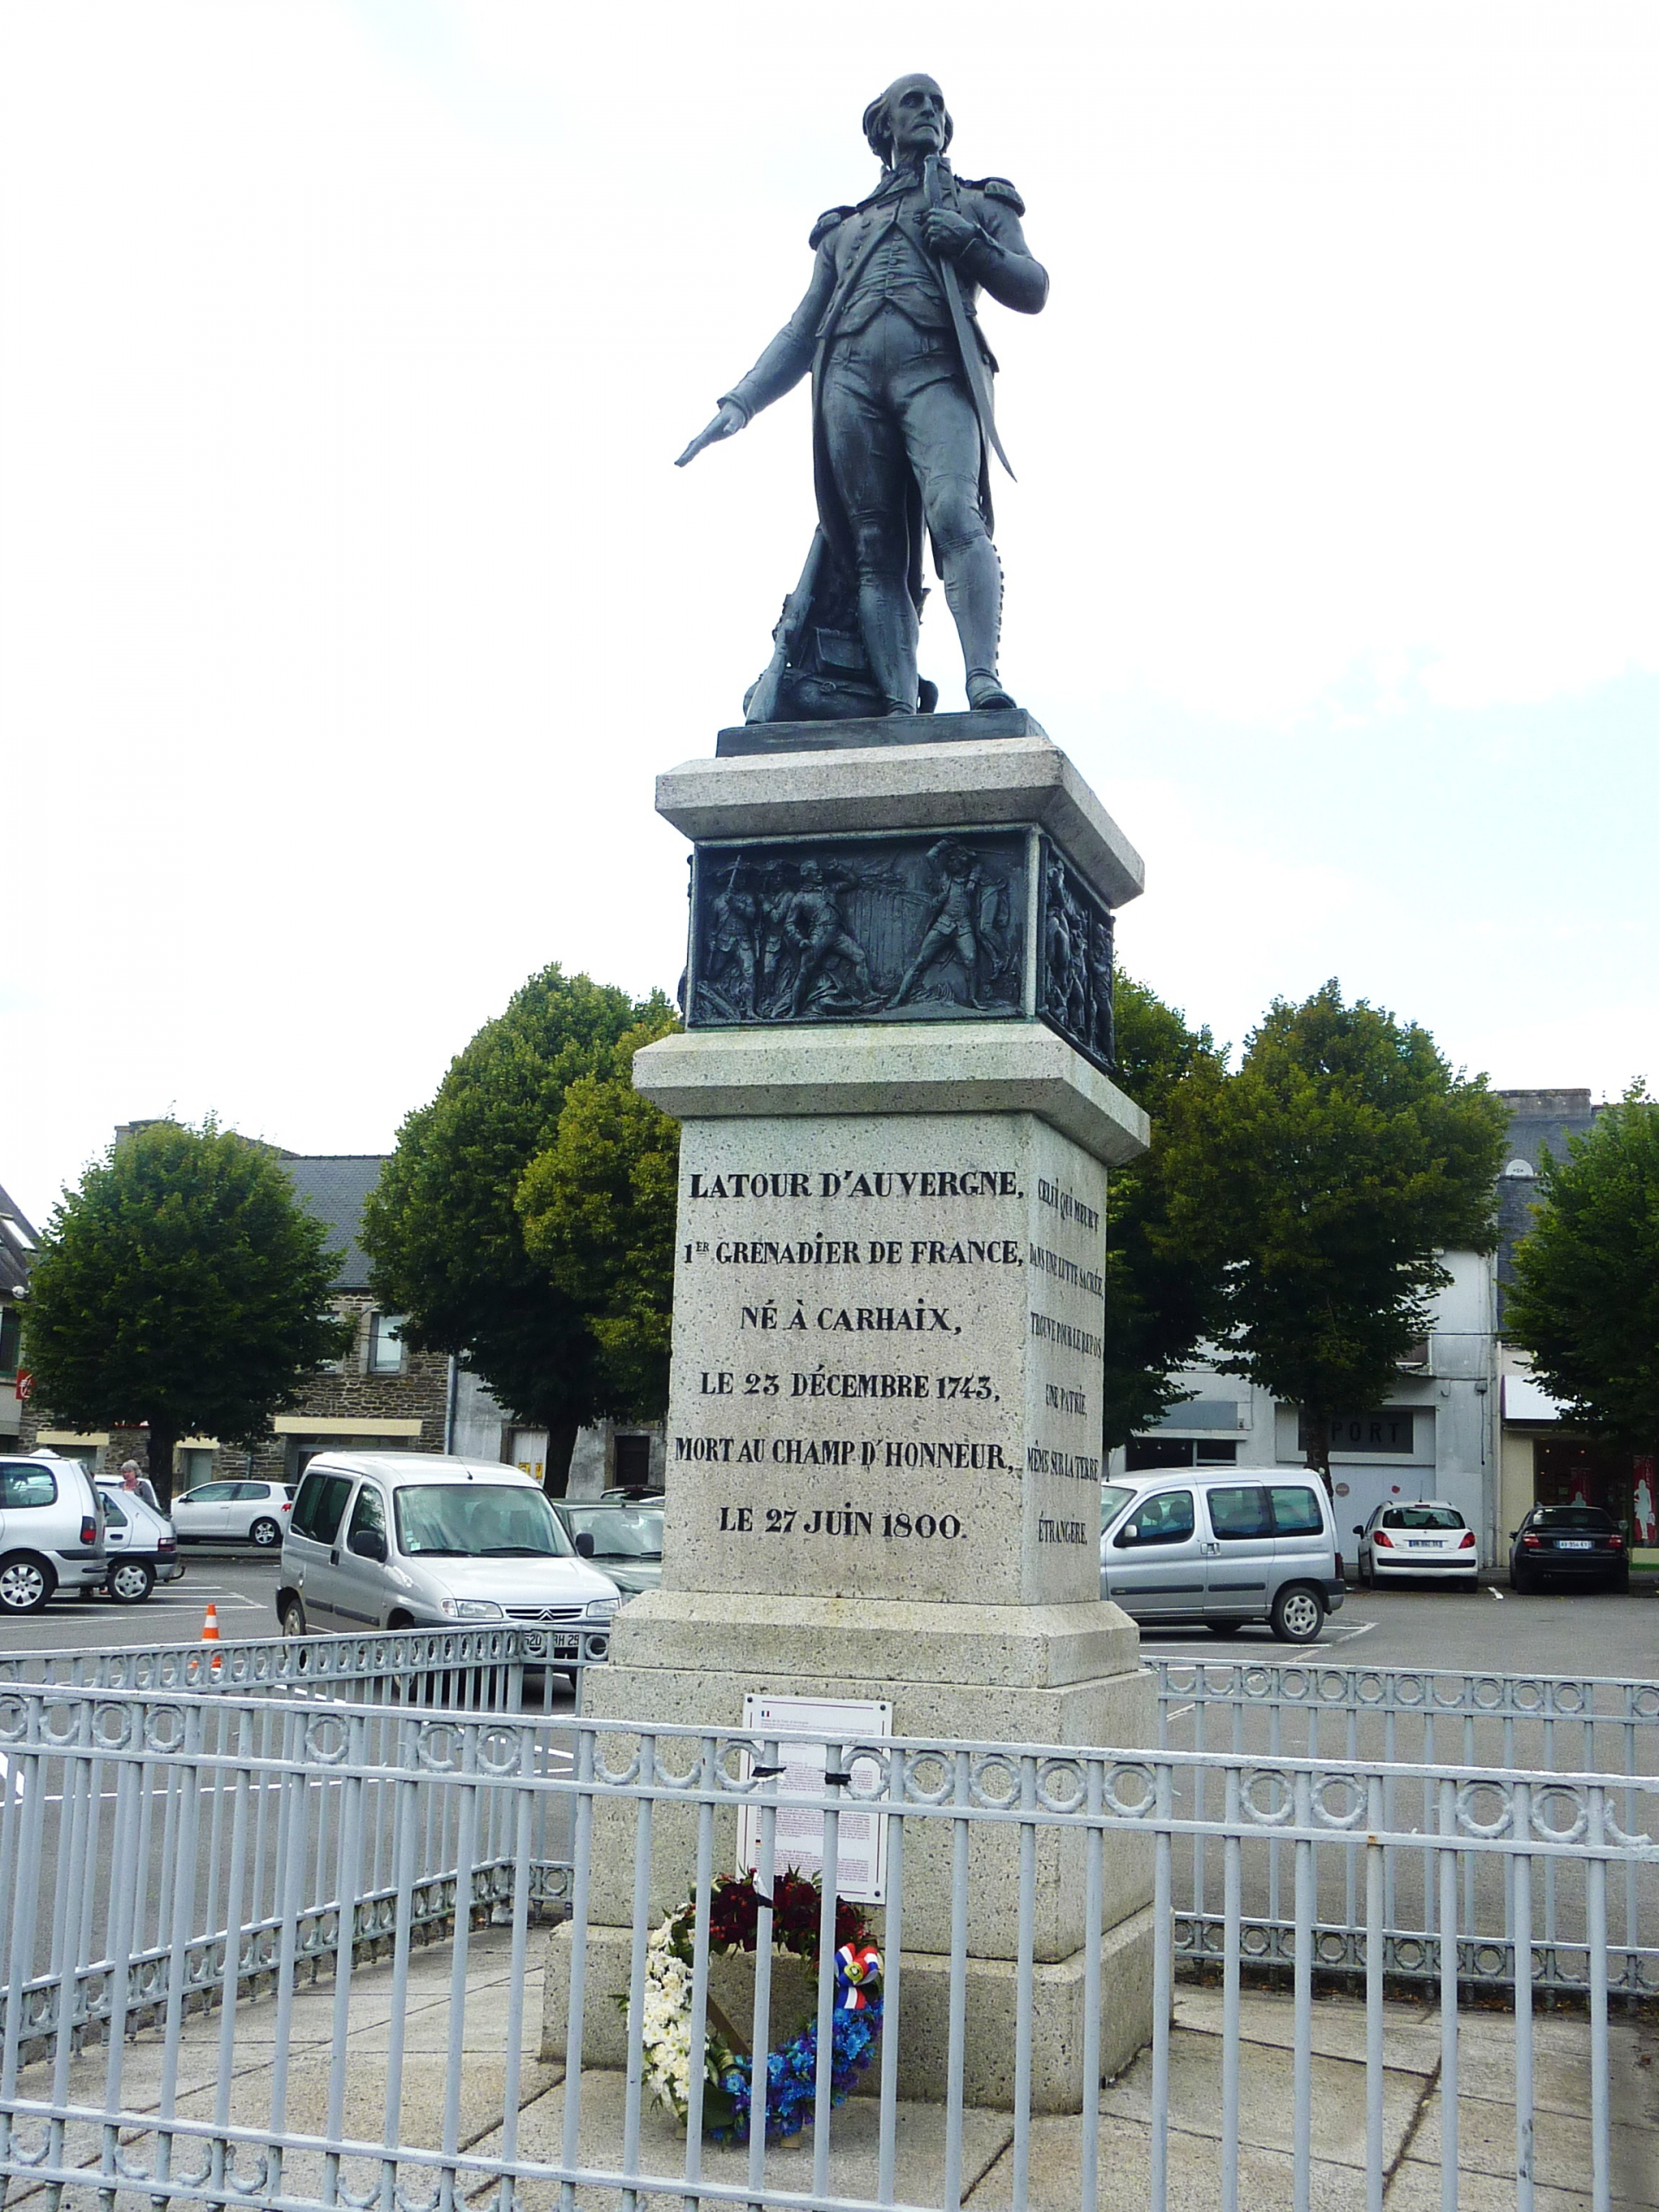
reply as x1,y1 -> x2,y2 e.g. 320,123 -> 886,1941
964,175 -> 1025,216
809,205 -> 856,250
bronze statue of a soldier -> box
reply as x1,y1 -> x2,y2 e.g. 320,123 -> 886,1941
678,74 -> 1048,720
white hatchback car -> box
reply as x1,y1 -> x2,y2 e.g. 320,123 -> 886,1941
1354,1500 -> 1480,1591
171,1479 -> 293,1548
94,1480 -> 184,1603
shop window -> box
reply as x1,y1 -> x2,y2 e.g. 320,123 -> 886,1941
0,1308 -> 18,1382
1126,1436 -> 1239,1471
1533,1439 -> 1633,1529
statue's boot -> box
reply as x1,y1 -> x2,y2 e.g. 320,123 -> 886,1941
856,573 -> 920,714
944,535 -> 1015,709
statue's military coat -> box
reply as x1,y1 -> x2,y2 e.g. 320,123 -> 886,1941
723,161 -> 1047,607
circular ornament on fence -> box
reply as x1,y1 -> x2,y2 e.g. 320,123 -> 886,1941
632,1871 -> 881,2143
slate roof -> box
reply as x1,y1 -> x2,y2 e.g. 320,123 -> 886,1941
0,1184 -> 40,1287
281,1157 -> 388,1292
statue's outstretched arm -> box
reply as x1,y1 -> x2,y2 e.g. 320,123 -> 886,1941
676,247 -> 838,467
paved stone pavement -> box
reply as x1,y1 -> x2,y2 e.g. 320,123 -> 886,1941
8,1929 -> 1655,2209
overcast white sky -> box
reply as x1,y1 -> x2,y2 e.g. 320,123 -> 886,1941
2,1 -> 1655,1230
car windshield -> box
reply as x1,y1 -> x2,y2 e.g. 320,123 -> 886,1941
1382,1506 -> 1465,1530
1100,1484 -> 1135,1529
563,1504 -> 664,1560
1532,1506 -> 1614,1531
392,1484 -> 574,1559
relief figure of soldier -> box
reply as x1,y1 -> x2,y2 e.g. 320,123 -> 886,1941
677,74 -> 1048,721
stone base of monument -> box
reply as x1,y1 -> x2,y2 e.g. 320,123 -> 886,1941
543,1912 -> 1156,2113
540,1592 -> 1158,2108
540,715 -> 1160,2114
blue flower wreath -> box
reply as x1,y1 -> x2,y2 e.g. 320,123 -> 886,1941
709,1939 -> 884,2145
639,1871 -> 884,2145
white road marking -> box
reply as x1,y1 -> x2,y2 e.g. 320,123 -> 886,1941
1166,1703 -> 1195,1721
1329,1620 -> 1377,1643
1489,1586 -> 1505,1600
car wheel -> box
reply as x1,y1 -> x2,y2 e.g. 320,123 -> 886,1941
1206,1619 -> 1246,1637
280,1597 -> 308,1637
1269,1584 -> 1325,1644
107,1559 -> 156,1605
1610,1569 -> 1630,1595
1357,1553 -> 1372,1589
0,1555 -> 55,1615
1510,1567 -> 1534,1594
1461,1576 -> 1481,1595
249,1517 -> 281,1548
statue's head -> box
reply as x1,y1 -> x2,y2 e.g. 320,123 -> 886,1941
799,860 -> 823,886
862,74 -> 952,167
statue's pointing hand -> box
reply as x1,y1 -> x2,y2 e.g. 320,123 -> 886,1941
676,399 -> 749,468
920,207 -> 978,260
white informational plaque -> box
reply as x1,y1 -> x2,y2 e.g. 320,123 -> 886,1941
737,1694 -> 893,1906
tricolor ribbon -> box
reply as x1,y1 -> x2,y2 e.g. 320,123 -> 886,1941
835,1942 -> 882,2011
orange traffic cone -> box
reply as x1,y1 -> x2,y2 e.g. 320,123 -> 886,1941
201,1602 -> 221,1669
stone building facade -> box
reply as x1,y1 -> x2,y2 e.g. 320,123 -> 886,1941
22,1154 -> 452,1488
21,1140 -> 664,1500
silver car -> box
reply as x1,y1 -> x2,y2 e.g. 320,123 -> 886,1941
555,1500 -> 664,1598
172,1479 -> 293,1548
0,1453 -> 109,1612
276,1452 -> 623,1661
1101,1470 -> 1345,1643
94,1480 -> 184,1603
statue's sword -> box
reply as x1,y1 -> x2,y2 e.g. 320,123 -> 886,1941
924,154 -> 1014,480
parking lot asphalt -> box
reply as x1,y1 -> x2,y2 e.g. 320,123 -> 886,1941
0,1549 -> 1654,1682
1139,1574 -> 1659,1677
0,1547 -> 285,1656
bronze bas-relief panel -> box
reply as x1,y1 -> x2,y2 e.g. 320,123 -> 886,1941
1037,837 -> 1115,1076
689,832 -> 1028,1029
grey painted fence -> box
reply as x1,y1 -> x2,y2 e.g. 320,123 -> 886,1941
0,1640 -> 1651,2212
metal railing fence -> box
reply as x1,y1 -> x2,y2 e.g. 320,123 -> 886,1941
0,1621 -> 612,1705
1148,1655 -> 1659,1997
0,1685 -> 1651,2212
1,1630 -> 1653,2006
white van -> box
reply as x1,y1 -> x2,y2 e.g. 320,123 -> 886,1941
275,1452 -> 623,1660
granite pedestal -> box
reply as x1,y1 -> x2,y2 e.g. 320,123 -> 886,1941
543,716 -> 1158,2110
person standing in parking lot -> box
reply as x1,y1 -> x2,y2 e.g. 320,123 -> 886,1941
118,1459 -> 160,1510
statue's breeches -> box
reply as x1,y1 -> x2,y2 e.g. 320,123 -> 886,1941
821,310 -> 988,572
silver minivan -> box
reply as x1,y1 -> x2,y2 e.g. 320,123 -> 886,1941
1100,1470 -> 1344,1643
275,1452 -> 624,1660
0,1452 -> 109,1612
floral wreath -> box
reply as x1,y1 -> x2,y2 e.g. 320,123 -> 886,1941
632,1870 -> 883,2143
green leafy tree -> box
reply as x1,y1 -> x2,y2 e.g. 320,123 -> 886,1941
1506,1085 -> 1659,1449
22,1120 -> 353,1507
360,965 -> 676,1493
1102,976 -> 1230,1448
518,1010 -> 681,1419
1164,980 -> 1509,1484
